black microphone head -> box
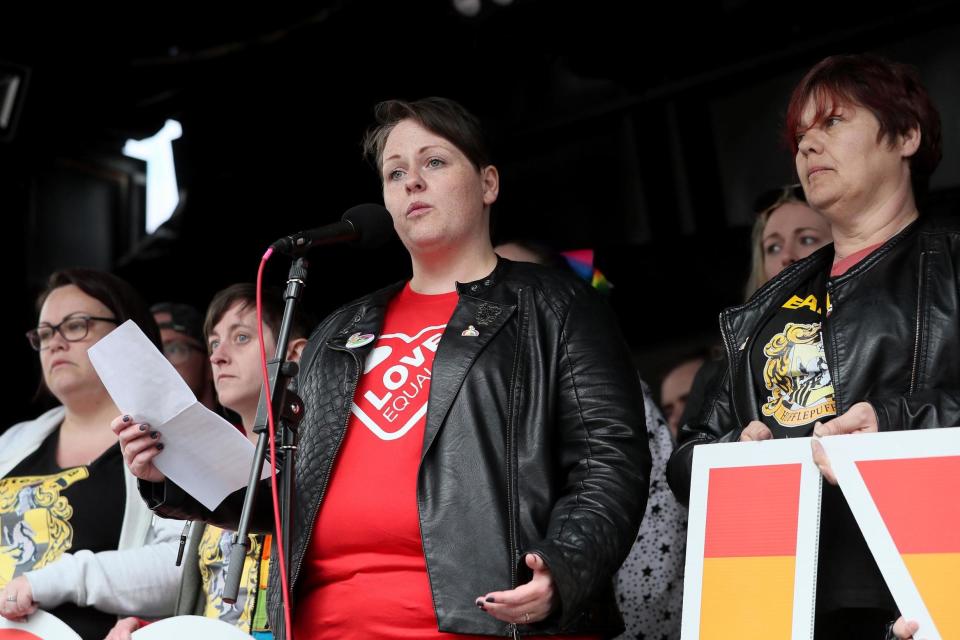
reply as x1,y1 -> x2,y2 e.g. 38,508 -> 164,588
342,203 -> 395,249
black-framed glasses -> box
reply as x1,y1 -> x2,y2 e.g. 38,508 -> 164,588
26,314 -> 118,351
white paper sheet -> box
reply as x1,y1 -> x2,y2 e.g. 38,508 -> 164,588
89,320 -> 269,510
681,437 -> 821,640
820,428 -> 960,640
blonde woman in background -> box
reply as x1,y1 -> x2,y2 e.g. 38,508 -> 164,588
744,184 -> 833,299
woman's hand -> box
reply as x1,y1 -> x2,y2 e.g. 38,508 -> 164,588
891,616 -> 920,639
104,616 -> 142,640
475,554 -> 557,626
811,402 -> 879,484
814,402 -> 879,437
739,420 -> 773,442
0,576 -> 38,621
111,414 -> 166,483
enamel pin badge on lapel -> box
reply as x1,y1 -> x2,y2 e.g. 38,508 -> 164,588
346,332 -> 376,348
461,325 -> 480,337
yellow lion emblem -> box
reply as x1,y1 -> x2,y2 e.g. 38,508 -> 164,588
198,525 -> 261,630
0,467 -> 89,587
761,322 -> 836,427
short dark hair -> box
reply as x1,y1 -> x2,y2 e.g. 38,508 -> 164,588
785,54 -> 942,193
362,97 -> 492,174
151,301 -> 205,347
34,268 -> 159,401
203,283 -> 314,350
37,268 -> 160,349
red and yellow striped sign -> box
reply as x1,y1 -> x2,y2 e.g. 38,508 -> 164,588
857,455 -> 960,639
700,463 -> 803,639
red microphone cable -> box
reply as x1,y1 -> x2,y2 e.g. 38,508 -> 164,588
256,246 -> 294,640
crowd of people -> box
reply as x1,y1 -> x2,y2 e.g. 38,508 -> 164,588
0,53 -> 951,640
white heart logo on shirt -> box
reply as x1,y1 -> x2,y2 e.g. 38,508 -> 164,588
350,325 -> 446,442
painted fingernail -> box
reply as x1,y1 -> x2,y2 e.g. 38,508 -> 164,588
475,601 -> 485,610
156,443 -> 165,451
122,415 -> 131,423
150,431 -> 160,440
139,423 -> 150,432
485,596 -> 496,603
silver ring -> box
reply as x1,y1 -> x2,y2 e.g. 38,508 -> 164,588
522,612 -> 530,624
5,595 -> 16,602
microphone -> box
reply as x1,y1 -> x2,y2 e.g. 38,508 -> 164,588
270,204 -> 394,255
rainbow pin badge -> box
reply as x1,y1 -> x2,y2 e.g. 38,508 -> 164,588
346,333 -> 375,349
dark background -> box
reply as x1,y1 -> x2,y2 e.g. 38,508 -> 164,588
1,1 -> 959,424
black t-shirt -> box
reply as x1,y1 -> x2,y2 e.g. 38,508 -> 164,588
752,275 -> 896,618
751,272 -> 837,438
1,427 -> 125,640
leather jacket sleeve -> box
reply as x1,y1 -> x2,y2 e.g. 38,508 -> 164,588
864,222 -> 960,433
667,356 -> 737,506
869,389 -> 960,431
139,478 -> 277,534
522,290 -> 651,627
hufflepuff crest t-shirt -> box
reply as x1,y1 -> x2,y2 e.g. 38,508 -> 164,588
0,427 -> 124,640
751,274 -> 837,438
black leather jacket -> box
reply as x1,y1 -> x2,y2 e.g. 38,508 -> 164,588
146,259 -> 651,638
668,214 -> 960,502
667,214 -> 960,618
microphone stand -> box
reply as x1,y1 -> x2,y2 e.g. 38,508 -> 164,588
223,257 -> 307,606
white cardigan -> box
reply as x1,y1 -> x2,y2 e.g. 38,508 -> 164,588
0,406 -> 182,617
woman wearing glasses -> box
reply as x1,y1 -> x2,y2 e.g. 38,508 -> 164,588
0,268 -> 181,640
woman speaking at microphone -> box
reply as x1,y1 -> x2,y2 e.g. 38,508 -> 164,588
116,97 -> 651,639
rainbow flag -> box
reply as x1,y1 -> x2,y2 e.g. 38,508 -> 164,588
857,455 -> 960,638
560,249 -> 613,294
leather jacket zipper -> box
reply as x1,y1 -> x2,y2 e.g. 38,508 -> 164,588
505,289 -> 524,639
505,288 -> 523,592
909,252 -> 927,395
289,343 -> 360,598
821,279 -> 840,413
718,310 -> 745,429
415,388 -> 435,624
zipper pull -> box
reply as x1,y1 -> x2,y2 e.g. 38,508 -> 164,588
508,622 -> 519,639
176,521 -> 192,567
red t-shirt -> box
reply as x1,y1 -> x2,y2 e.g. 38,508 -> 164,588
295,284 -> 598,639
830,241 -> 884,277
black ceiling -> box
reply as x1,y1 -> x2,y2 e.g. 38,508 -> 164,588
3,1 -> 958,146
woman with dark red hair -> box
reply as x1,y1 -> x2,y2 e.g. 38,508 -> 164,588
668,54 -> 953,639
